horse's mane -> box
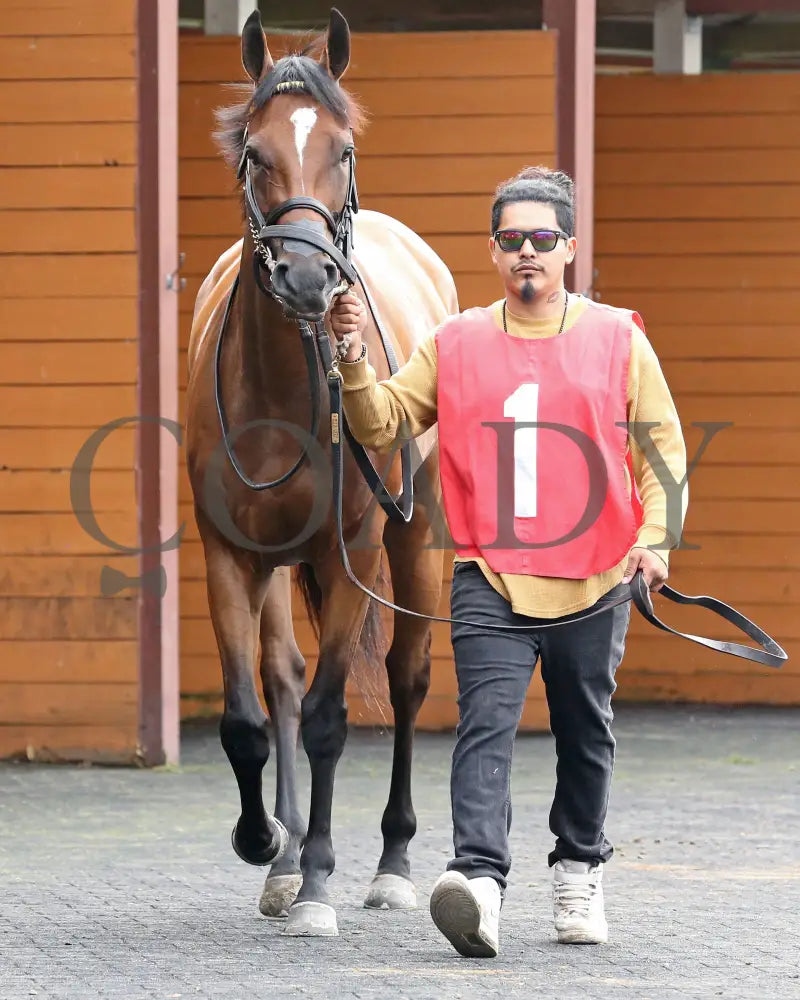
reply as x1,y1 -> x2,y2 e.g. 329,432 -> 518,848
215,40 -> 366,173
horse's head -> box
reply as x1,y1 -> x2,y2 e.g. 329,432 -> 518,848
218,8 -> 364,323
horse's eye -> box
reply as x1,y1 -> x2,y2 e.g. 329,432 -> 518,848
341,146 -> 354,163
246,149 -> 270,173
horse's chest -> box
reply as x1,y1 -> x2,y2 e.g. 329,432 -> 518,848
203,451 -> 372,561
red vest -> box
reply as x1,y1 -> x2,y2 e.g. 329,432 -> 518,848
435,301 -> 643,579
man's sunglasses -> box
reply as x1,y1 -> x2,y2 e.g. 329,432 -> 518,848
493,228 -> 570,253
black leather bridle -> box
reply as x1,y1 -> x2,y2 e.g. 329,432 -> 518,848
213,108 -> 786,668
237,123 -> 359,292
214,121 -> 413,515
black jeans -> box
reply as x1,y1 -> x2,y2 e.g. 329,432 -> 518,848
446,561 -> 631,891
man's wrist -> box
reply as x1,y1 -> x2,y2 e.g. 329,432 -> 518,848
342,342 -> 366,363
631,541 -> 670,569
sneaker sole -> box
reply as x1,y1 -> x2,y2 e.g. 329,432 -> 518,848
429,879 -> 498,959
557,926 -> 608,945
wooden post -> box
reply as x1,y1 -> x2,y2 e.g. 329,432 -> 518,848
542,0 -> 596,297
157,0 -> 181,766
137,0 -> 180,764
655,0 -> 703,74
205,0 -> 257,35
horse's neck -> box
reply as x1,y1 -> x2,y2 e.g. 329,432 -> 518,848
235,272 -> 312,408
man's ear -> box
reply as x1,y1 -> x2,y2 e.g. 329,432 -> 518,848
241,9 -> 274,85
565,235 -> 578,265
488,235 -> 500,268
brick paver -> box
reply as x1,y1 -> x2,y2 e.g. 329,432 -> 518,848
1,705 -> 798,999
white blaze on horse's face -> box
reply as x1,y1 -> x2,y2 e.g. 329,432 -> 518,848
289,107 -> 317,192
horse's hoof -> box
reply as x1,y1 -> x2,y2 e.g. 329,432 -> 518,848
259,873 -> 303,918
230,818 -> 288,867
363,873 -> 417,910
282,901 -> 339,937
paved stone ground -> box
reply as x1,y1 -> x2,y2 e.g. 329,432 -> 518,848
1,705 -> 799,1000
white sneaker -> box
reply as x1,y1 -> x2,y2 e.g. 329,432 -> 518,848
552,859 -> 608,944
429,871 -> 501,958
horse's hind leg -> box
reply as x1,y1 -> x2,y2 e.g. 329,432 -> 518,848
364,496 -> 443,910
257,567 -> 307,918
283,546 -> 382,938
204,534 -> 287,867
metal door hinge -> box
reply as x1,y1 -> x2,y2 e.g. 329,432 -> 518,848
166,252 -> 186,291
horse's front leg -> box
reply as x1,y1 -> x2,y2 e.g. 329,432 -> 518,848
283,544 -> 382,938
203,533 -> 287,867
258,567 -> 307,918
364,492 -> 443,911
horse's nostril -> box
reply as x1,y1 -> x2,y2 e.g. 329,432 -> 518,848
270,257 -> 335,315
271,261 -> 295,295
272,260 -> 287,283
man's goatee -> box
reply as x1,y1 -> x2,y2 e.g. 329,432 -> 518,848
520,278 -> 536,304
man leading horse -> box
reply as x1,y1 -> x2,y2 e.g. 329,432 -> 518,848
188,3 -> 783,958
330,165 -> 688,954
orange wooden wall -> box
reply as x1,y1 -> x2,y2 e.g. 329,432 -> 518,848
178,30 -> 556,729
595,72 -> 800,704
0,2 -> 141,760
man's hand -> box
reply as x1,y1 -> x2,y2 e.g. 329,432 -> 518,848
622,546 -> 668,592
329,292 -> 367,362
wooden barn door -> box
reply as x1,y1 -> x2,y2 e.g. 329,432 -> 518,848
595,71 -> 800,706
0,0 -> 180,763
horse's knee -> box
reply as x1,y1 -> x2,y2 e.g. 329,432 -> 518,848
386,645 -> 432,713
300,692 -> 347,761
261,645 -> 306,714
220,711 -> 270,770
281,648 -> 307,698
289,651 -> 306,690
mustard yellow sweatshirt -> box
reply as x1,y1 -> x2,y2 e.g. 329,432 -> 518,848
339,294 -> 688,618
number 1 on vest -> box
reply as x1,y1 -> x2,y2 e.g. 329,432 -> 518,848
503,383 -> 539,519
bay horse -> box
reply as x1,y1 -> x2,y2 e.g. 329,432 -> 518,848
185,9 -> 458,936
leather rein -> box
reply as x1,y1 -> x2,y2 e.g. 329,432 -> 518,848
214,124 -> 786,669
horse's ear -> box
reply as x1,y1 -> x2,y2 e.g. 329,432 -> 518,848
241,9 -> 274,85
322,7 -> 350,81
